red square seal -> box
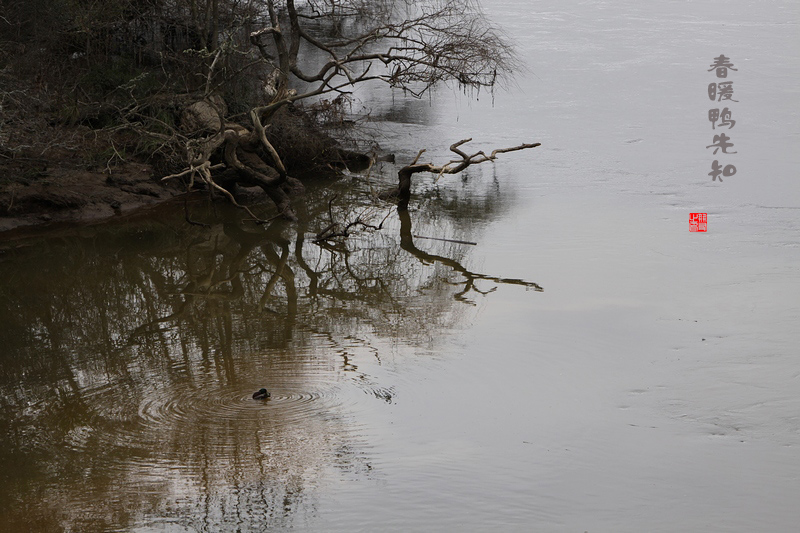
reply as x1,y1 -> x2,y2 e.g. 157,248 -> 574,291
690,213 -> 707,232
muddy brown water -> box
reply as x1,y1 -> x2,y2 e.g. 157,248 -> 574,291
2,1 -> 799,531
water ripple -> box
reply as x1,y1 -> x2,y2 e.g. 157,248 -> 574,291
135,384 -> 347,431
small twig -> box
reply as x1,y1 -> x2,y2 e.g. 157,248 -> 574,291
410,148 -> 426,165
105,141 -> 125,174
162,162 -> 225,184
412,235 -> 477,246
315,222 -> 337,241
7,187 -> 15,213
243,212 -> 285,225
206,175 -> 266,223
205,48 -> 223,96
327,193 -> 338,224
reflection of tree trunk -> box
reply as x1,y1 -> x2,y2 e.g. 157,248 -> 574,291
260,238 -> 298,339
294,223 -> 319,297
42,307 -> 82,395
129,220 -> 302,344
398,209 -> 543,299
396,166 -> 414,211
215,305 -> 236,382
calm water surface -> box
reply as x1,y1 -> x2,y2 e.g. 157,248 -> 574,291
2,1 -> 799,531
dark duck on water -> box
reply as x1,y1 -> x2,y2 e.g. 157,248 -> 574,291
252,388 -> 270,400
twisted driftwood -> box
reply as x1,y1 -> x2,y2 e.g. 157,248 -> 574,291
387,138 -> 541,210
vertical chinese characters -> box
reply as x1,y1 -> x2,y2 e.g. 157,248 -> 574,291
707,55 -> 738,182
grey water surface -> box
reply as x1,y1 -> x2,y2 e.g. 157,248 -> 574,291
1,0 -> 799,531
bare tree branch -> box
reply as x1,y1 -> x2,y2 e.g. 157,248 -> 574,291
392,139 -> 541,209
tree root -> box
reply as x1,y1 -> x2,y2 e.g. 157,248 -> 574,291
164,100 -> 303,222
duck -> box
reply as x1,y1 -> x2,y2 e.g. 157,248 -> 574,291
252,388 -> 270,400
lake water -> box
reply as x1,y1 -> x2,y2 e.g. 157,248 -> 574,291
1,1 -> 799,531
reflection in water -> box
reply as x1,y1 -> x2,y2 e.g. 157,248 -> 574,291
0,173 -> 541,530
399,209 -> 542,303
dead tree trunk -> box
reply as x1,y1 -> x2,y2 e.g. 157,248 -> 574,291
392,139 -> 541,210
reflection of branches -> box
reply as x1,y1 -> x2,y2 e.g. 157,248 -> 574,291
259,236 -> 298,334
313,194 -> 394,243
129,220 -> 300,341
1,158 -> 545,529
128,294 -> 194,340
398,209 -> 542,303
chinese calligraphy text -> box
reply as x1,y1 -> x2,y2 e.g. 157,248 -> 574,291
706,54 -> 738,183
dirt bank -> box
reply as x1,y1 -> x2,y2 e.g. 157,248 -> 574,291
0,160 -> 182,234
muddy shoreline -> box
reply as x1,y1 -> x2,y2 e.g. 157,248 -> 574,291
0,161 -> 186,236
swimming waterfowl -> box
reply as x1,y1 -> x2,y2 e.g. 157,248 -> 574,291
252,388 -> 270,400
